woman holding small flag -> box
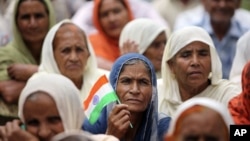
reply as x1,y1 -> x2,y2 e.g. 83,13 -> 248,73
0,73 -> 119,141
83,53 -> 171,141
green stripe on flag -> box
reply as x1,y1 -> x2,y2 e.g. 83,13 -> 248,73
89,92 -> 118,124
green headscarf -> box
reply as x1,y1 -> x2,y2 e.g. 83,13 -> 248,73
0,0 -> 55,119
0,0 -> 55,81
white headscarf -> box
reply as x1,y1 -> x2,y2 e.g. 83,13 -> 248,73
167,97 -> 234,136
158,26 -> 240,116
18,72 -> 85,131
230,30 -> 250,89
51,130 -> 119,141
162,26 -> 222,87
119,18 -> 169,54
39,19 -> 107,102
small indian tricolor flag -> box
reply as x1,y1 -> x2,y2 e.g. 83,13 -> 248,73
84,75 -> 118,124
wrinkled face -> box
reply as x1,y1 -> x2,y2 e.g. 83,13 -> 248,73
23,92 -> 64,141
17,0 -> 49,43
116,61 -> 152,113
99,0 -> 130,39
176,108 -> 228,141
202,0 -> 240,24
168,41 -> 211,88
143,31 -> 167,72
53,24 -> 90,81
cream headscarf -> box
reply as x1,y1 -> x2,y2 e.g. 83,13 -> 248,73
39,19 -> 106,102
119,18 -> 169,54
162,26 -> 222,87
18,72 -> 84,131
119,18 -> 169,78
230,30 -> 250,89
167,97 -> 234,136
51,130 -> 119,141
0,0 -> 56,118
158,26 -> 240,116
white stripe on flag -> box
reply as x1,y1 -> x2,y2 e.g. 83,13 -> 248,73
85,83 -> 114,119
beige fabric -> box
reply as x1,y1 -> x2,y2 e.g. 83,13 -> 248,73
119,18 -> 169,78
158,26 -> 240,116
0,0 -> 55,117
0,0 -> 15,46
119,18 -> 169,54
91,134 -> 119,141
230,31 -> 250,89
18,72 -> 84,131
51,130 -> 119,141
39,19 -> 108,103
167,97 -> 234,136
153,0 -> 200,30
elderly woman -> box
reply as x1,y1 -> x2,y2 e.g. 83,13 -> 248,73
119,18 -> 169,78
165,97 -> 233,141
0,72 -> 84,141
158,26 -> 241,117
39,19 -> 108,103
229,61 -> 250,124
83,53 -> 171,141
0,0 -> 55,125
89,0 -> 133,70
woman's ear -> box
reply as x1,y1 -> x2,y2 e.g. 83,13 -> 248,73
167,59 -> 174,73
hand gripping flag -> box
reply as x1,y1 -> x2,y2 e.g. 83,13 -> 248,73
84,75 -> 118,124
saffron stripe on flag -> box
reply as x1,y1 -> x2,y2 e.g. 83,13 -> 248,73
84,75 -> 109,109
83,74 -> 119,124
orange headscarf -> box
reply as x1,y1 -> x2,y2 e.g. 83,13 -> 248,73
229,61 -> 250,124
90,0 -> 133,62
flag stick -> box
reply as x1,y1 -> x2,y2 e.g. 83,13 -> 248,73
117,99 -> 133,128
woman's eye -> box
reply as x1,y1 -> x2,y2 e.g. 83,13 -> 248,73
121,79 -> 131,84
199,50 -> 209,56
26,119 -> 39,126
48,116 -> 61,124
181,52 -> 190,58
139,79 -> 150,86
62,48 -> 70,53
76,47 -> 83,52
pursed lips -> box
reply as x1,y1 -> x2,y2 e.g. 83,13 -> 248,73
126,98 -> 142,104
67,64 -> 81,70
189,71 -> 202,75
